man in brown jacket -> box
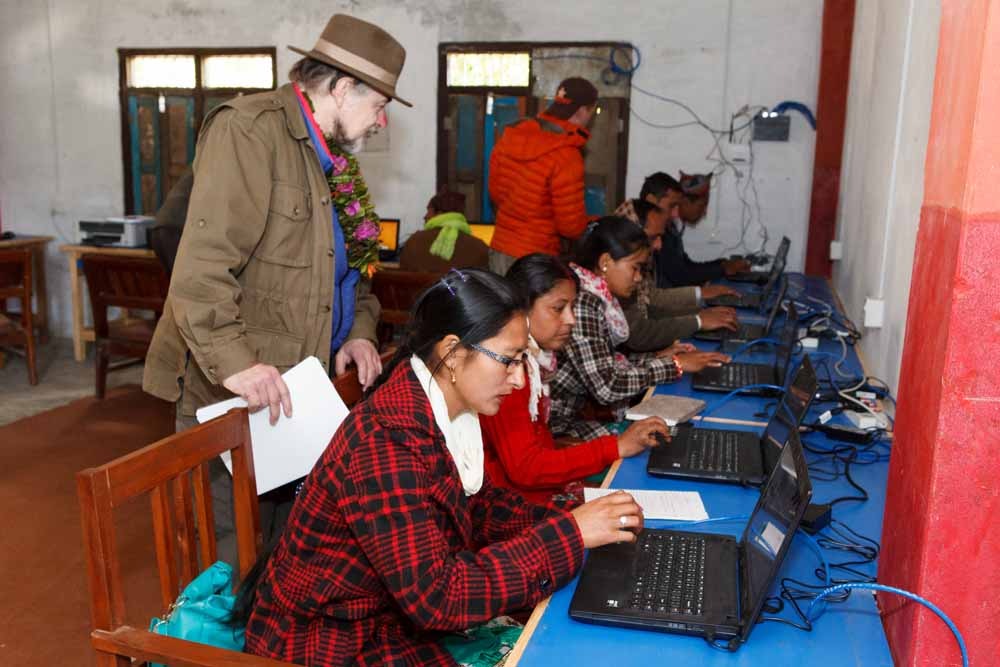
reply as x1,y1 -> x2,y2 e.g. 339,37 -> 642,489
144,15 -> 410,431
143,15 -> 411,549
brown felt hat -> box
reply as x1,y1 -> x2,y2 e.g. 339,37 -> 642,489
289,14 -> 412,107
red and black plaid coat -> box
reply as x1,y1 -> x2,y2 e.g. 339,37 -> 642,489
245,361 -> 584,666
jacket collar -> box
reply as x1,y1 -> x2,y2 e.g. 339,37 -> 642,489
537,112 -> 591,141
276,83 -> 309,140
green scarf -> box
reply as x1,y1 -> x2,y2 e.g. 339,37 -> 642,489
425,211 -> 471,261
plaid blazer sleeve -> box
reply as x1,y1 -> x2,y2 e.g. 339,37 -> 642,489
565,292 -> 680,405
338,424 -> 583,632
467,476 -> 577,544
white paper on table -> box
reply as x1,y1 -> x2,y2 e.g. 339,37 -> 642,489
195,356 -> 349,495
583,488 -> 709,521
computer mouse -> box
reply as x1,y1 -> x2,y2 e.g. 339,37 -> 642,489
0,231 -> 15,240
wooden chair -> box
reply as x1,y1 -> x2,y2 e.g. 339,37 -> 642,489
77,407 -> 296,666
371,269 -> 443,348
81,254 -> 169,398
76,353 -> 393,666
332,349 -> 396,406
0,248 -> 38,384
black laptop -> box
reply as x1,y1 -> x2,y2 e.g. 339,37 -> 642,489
690,303 -> 798,395
727,237 -> 791,284
569,427 -> 812,645
646,356 -> 816,485
695,278 -> 787,345
707,238 -> 788,310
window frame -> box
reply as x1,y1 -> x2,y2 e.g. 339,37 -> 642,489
117,46 -> 278,214
436,41 -> 632,220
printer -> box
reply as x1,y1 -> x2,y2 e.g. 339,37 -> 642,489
77,215 -> 155,247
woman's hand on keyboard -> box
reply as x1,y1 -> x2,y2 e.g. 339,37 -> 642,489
656,341 -> 697,359
617,417 -> 670,458
571,491 -> 645,548
675,351 -> 731,372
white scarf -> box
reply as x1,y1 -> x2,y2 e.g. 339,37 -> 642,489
410,355 -> 484,496
526,334 -> 557,423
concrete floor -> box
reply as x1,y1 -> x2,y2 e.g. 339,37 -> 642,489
0,338 -> 145,426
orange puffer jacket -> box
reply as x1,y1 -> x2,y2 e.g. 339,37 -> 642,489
488,113 -> 590,258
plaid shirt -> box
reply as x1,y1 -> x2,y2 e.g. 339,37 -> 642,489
549,291 -> 681,439
245,362 -> 583,666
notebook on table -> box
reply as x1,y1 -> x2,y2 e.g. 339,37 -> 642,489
569,427 -> 812,646
646,356 -> 816,485
625,395 -> 706,426
706,239 -> 788,310
727,236 -> 790,284
695,278 -> 787,345
690,303 -> 798,395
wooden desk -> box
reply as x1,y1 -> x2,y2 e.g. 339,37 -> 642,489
0,236 -> 53,343
59,244 -> 156,362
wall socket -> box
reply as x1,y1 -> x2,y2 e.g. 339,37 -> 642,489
829,240 -> 843,261
864,298 -> 885,328
728,143 -> 750,164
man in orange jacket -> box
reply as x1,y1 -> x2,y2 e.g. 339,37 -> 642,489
487,77 -> 597,274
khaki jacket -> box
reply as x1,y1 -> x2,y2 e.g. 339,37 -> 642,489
622,271 -> 701,353
143,84 -> 380,416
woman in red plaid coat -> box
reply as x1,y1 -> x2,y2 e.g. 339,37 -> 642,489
243,269 -> 646,666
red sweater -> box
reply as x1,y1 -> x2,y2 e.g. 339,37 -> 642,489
480,381 -> 619,504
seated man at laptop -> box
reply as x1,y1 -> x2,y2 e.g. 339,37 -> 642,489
398,188 -> 489,272
645,171 -> 750,288
614,198 -> 739,352
548,217 -> 729,440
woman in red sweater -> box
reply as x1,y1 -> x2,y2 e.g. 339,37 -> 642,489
480,254 -> 670,503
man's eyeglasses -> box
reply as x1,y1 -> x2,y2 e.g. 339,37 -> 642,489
467,343 -> 528,373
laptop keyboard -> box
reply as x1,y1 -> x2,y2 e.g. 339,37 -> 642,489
710,293 -> 760,309
721,363 -> 758,387
629,532 -> 706,616
688,430 -> 741,473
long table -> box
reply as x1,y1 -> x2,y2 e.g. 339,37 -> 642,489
507,276 -> 893,666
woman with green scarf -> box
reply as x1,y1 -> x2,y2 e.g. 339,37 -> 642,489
399,190 -> 490,272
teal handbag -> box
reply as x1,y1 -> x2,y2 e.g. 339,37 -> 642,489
149,561 -> 245,664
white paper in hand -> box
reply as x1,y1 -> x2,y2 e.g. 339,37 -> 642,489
195,356 -> 349,495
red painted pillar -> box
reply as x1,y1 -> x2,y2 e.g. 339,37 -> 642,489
879,1 -> 1000,665
804,0 -> 855,277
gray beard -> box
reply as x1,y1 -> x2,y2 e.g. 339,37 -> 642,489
325,121 -> 374,155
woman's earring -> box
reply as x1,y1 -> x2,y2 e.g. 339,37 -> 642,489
601,265 -> 608,273
450,368 -> 457,384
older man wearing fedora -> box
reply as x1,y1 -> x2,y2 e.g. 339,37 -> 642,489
143,14 -> 409,544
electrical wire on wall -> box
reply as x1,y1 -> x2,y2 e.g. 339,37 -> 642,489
533,44 -> 815,257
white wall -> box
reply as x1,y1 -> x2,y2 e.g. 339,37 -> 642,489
833,0 -> 941,391
0,0 -> 822,338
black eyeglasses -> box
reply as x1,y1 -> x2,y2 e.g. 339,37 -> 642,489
467,343 -> 528,373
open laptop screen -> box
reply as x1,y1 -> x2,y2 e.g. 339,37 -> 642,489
778,355 -> 817,425
738,429 -> 811,639
762,277 -> 788,332
759,236 -> 790,295
774,302 -> 799,384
